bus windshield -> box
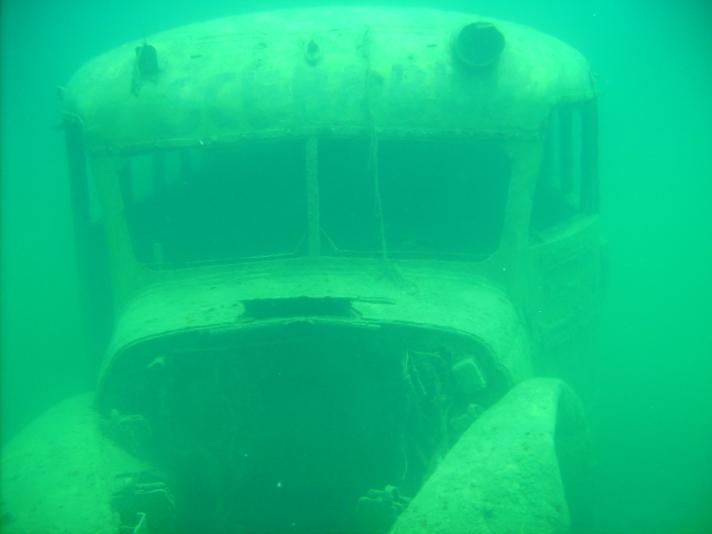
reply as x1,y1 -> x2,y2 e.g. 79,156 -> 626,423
121,138 -> 510,266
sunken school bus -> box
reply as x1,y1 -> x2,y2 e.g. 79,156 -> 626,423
2,6 -> 601,534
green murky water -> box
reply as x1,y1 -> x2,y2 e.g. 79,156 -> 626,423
2,2 -> 711,532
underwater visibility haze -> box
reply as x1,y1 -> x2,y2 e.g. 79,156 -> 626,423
1,1 -> 711,533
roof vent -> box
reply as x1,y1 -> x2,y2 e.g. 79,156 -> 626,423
454,22 -> 505,69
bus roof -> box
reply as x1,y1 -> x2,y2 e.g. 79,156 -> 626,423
62,7 -> 596,153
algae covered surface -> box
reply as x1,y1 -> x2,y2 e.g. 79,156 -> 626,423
2,1 -> 711,533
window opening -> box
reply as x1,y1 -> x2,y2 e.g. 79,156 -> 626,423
378,139 -> 511,258
122,140 -> 307,265
531,100 -> 599,234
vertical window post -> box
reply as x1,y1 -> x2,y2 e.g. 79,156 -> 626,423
559,106 -> 574,199
369,132 -> 389,261
580,99 -> 599,214
63,115 -> 93,361
305,137 -> 321,257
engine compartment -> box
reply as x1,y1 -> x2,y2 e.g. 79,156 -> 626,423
100,322 -> 507,533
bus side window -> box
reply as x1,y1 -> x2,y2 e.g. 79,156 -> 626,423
531,100 -> 598,235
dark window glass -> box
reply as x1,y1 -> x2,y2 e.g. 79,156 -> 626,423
379,139 -> 511,258
122,141 -> 306,265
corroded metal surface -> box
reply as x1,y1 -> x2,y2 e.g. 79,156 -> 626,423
62,8 -> 595,153
3,7 -> 601,533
